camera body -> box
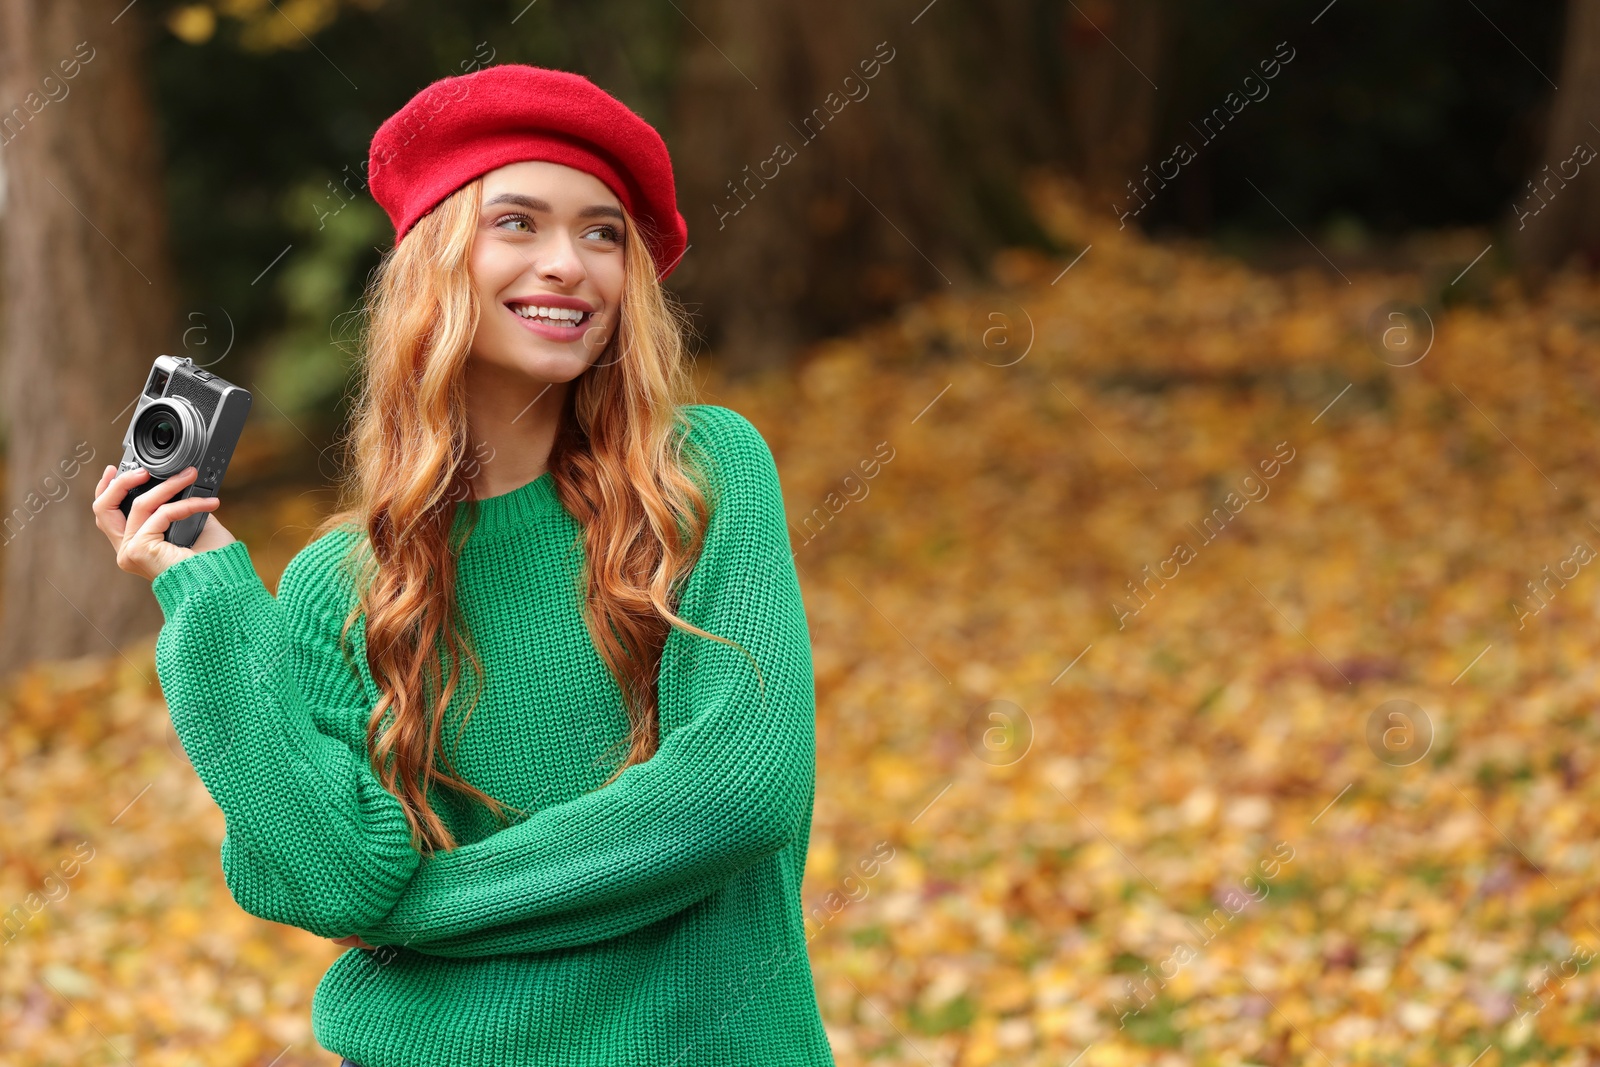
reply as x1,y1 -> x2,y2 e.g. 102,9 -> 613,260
117,355 -> 253,547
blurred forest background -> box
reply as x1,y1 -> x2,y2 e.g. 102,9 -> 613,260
5,0 -> 1600,1065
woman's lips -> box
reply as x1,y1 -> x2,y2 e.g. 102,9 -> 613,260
507,304 -> 594,343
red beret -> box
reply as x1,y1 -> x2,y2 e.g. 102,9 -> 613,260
368,64 -> 689,281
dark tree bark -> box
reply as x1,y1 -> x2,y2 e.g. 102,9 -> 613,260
1061,0 -> 1167,207
1509,0 -> 1600,277
0,0 -> 178,678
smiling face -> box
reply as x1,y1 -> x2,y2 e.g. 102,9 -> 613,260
466,160 -> 627,383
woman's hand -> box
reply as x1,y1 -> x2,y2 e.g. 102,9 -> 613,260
92,465 -> 236,582
330,934 -> 379,950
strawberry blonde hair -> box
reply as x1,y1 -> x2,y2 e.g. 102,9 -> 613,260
311,175 -> 737,856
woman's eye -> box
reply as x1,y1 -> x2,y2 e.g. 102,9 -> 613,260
491,215 -> 620,242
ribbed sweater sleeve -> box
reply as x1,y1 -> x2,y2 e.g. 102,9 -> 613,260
349,409 -> 816,957
151,535 -> 422,939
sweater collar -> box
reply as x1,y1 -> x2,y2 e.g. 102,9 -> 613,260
452,469 -> 562,541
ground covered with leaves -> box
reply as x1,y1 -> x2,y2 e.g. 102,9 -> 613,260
5,176 -> 1600,1066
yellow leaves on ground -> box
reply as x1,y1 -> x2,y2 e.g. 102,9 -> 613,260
728,176 -> 1600,1066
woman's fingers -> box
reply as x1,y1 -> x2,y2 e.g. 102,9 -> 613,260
94,465 -> 150,516
91,465 -> 148,543
95,463 -> 235,583
124,465 -> 198,533
150,495 -> 220,531
100,467 -> 213,580
137,494 -> 219,541
330,934 -> 378,950
91,466 -> 119,538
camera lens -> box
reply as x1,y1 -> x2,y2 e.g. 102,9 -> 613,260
151,419 -> 176,453
132,400 -> 200,474
138,413 -> 179,459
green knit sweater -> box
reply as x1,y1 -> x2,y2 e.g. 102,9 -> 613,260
150,404 -> 834,1067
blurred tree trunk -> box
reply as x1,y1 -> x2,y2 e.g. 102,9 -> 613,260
0,0 -> 176,678
671,0 -> 1083,378
1061,0 -> 1167,207
1510,0 -> 1600,276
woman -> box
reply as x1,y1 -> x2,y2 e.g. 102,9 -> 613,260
90,65 -> 833,1067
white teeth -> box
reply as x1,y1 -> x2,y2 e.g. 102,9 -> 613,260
512,303 -> 586,325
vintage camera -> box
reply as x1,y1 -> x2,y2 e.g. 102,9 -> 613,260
117,355 -> 252,547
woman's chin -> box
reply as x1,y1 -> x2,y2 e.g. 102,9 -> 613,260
472,343 -> 595,383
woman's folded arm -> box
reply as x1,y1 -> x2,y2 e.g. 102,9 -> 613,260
152,534 -> 421,938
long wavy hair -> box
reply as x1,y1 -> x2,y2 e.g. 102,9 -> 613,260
310,175 -> 738,856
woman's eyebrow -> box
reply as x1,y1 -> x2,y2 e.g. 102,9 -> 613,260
483,193 -> 625,222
